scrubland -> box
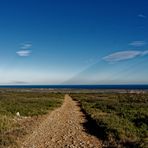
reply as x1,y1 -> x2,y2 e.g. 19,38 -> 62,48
0,91 -> 63,147
71,93 -> 148,147
1,89 -> 148,148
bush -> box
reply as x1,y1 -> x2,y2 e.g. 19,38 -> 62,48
71,93 -> 148,147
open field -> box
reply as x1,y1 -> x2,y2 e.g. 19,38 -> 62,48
0,91 -> 64,147
71,93 -> 148,147
0,89 -> 148,148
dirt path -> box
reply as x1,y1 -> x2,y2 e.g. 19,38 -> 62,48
22,94 -> 102,148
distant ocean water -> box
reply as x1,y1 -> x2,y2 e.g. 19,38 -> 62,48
0,85 -> 148,89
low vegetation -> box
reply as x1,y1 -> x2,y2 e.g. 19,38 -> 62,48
71,93 -> 148,147
0,90 -> 64,147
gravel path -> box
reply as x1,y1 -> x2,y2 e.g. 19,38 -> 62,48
22,94 -> 102,148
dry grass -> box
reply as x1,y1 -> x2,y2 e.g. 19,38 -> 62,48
0,91 -> 64,147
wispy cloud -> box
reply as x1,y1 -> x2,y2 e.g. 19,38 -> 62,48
103,50 -> 148,62
129,41 -> 146,47
138,14 -> 147,18
21,43 -> 32,49
16,50 -> 31,57
16,43 -> 32,57
142,50 -> 148,55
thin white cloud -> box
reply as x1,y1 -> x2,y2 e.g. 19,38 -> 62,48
142,50 -> 148,55
103,50 -> 148,62
16,50 -> 31,57
21,43 -> 32,49
129,41 -> 146,47
16,43 -> 32,57
138,14 -> 147,18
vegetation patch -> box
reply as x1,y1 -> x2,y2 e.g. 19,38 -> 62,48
71,93 -> 148,147
0,90 -> 64,147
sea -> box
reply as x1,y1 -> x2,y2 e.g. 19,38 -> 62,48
0,85 -> 148,89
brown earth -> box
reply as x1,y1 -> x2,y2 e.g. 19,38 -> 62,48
21,94 -> 102,148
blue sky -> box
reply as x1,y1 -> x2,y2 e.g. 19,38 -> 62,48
0,0 -> 148,84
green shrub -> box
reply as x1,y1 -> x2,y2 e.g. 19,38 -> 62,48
71,93 -> 148,147
0,91 -> 64,147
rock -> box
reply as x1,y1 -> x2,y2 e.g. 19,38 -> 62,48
89,144 -> 94,148
51,138 -> 55,142
16,112 -> 20,117
87,141 -> 90,144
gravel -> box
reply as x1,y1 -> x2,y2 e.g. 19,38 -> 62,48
21,94 -> 102,148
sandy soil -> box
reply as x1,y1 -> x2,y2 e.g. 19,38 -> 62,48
21,94 -> 102,148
